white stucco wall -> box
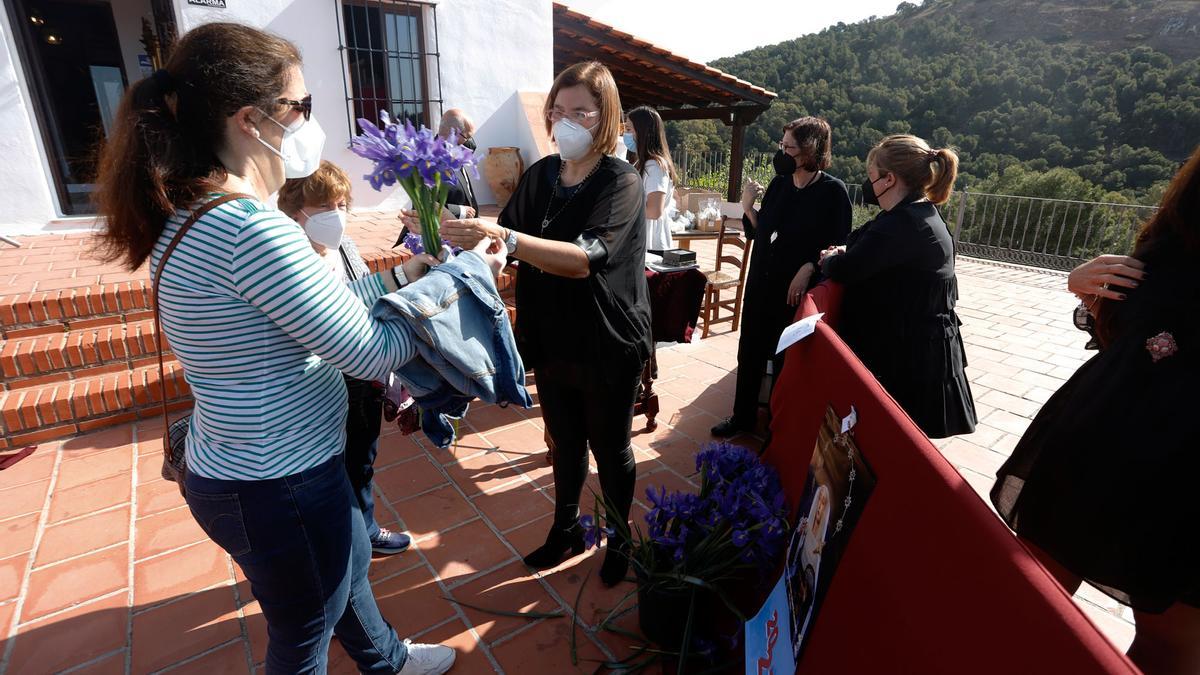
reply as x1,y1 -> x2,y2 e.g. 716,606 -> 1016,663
0,0 -> 553,235
173,0 -> 554,211
0,8 -> 61,233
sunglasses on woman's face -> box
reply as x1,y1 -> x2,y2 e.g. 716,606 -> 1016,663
275,94 -> 312,121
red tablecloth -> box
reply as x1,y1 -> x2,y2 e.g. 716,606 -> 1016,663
645,267 -> 707,344
754,284 -> 1135,674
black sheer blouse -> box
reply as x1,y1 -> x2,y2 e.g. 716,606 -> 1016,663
498,155 -> 652,373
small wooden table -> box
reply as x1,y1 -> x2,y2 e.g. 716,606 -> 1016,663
672,230 -> 720,251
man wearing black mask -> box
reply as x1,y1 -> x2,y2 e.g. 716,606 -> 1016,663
712,117 -> 853,437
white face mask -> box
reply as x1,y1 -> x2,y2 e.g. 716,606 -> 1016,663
302,208 -> 346,250
258,112 -> 326,179
553,118 -> 595,161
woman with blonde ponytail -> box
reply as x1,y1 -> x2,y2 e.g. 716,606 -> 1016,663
819,134 -> 976,438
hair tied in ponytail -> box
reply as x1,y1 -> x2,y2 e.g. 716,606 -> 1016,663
926,149 -> 939,163
152,69 -> 176,95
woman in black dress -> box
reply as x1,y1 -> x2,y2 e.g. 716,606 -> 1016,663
441,62 -> 651,587
992,146 -> 1200,675
820,134 -> 976,438
712,117 -> 852,437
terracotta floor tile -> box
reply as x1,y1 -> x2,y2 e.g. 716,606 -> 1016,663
429,428 -> 497,456
374,432 -> 425,468
60,425 -> 134,459
542,553 -> 637,629
0,513 -> 39,559
134,540 -> 231,607
373,456 -> 448,503
55,447 -> 133,491
7,591 -> 129,674
500,447 -> 555,487
418,519 -> 514,584
0,598 -> 14,636
0,553 -> 27,602
136,451 -> 168,485
448,560 -> 560,646
136,476 -> 186,519
0,448 -> 56,489
64,651 -> 127,675
131,585 -> 241,673
22,546 -> 127,622
482,421 -> 547,457
413,616 -> 497,674
472,481 -> 553,532
437,430 -> 497,466
34,506 -> 129,566
0,479 -> 49,521
134,506 -> 206,560
161,639 -> 250,674
501,514 -> 557,564
373,565 -> 456,639
490,615 -> 608,675
463,403 -> 528,434
634,468 -> 698,511
46,473 -> 131,523
442,448 -> 522,497
389,484 -> 478,542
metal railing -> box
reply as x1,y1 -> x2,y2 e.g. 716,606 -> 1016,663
945,192 -> 1156,271
672,150 -> 1156,271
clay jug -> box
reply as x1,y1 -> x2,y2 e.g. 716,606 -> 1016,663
482,147 -> 525,208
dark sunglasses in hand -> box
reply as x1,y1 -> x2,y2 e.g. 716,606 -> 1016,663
275,94 -> 312,121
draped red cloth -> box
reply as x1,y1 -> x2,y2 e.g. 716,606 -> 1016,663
757,281 -> 1135,674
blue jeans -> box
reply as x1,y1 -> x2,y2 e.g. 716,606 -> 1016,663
185,454 -> 408,674
344,376 -> 384,539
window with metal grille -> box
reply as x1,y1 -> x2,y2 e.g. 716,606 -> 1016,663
336,0 -> 443,138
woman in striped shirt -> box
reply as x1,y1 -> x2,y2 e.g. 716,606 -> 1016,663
93,23 -> 499,675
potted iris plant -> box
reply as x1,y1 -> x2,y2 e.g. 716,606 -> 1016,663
583,443 -> 791,670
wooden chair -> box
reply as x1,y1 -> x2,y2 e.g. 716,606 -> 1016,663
700,218 -> 753,338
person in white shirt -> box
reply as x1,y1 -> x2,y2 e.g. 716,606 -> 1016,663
625,106 -> 679,252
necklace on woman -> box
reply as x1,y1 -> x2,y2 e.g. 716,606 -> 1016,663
794,170 -> 820,190
541,156 -> 604,233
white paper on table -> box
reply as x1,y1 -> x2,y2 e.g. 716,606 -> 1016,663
841,406 -> 858,433
775,312 -> 824,354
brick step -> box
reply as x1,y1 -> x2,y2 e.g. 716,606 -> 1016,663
1,314 -> 166,389
0,280 -> 154,333
0,359 -> 191,448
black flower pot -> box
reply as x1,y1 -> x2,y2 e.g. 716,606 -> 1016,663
636,578 -> 697,650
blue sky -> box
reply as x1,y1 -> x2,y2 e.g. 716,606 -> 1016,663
564,0 -> 905,63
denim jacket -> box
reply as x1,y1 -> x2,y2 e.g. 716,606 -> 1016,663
373,251 -> 532,448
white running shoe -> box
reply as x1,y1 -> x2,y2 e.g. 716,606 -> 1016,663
396,640 -> 456,675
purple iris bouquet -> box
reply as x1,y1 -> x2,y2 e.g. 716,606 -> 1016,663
350,111 -> 478,258
585,442 -> 789,586
580,443 -> 790,659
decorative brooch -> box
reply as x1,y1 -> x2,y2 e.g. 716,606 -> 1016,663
1145,331 -> 1178,363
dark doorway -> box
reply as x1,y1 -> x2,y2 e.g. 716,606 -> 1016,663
5,0 -> 176,216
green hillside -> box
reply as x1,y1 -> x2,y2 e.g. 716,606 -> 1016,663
668,0 -> 1200,203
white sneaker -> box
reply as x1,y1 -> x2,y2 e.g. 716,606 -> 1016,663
396,640 -> 456,675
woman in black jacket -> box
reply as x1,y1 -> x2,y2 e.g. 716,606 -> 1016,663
820,134 -> 976,438
712,117 -> 852,437
441,62 -> 650,587
992,146 -> 1200,675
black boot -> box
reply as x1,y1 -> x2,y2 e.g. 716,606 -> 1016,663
711,416 -> 751,438
600,538 -> 630,586
523,523 -> 585,569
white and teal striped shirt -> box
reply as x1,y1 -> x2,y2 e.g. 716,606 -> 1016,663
151,196 -> 413,480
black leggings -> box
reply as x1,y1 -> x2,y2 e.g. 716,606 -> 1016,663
536,360 -> 642,530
